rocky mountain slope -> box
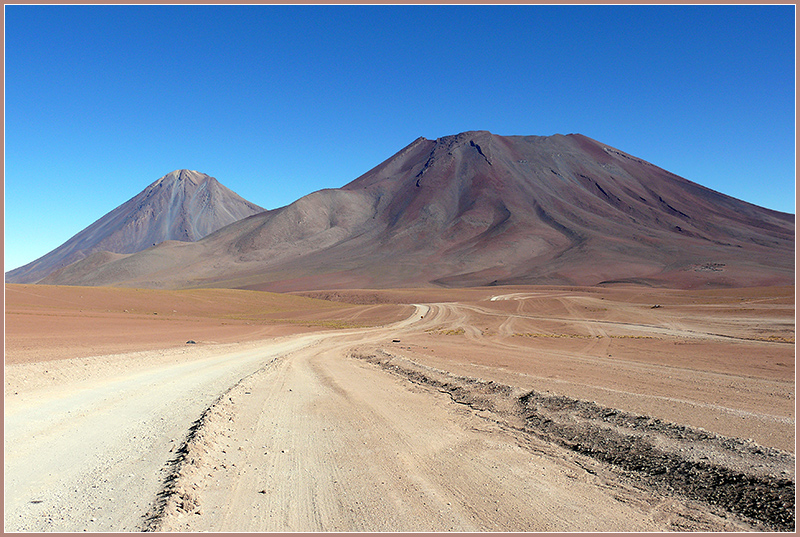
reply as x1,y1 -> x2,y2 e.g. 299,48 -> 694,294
34,133 -> 795,290
6,170 -> 265,284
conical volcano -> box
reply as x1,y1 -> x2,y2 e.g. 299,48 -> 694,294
33,132 -> 794,290
6,169 -> 265,284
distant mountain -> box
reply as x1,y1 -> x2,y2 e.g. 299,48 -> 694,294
35,133 -> 794,290
6,169 -> 265,283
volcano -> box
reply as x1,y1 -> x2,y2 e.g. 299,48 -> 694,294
6,169 -> 265,284
30,132 -> 794,290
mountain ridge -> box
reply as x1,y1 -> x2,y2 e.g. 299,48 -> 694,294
20,132 -> 795,290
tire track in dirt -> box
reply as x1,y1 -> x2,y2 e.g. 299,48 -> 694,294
143,290 -> 792,532
356,350 -> 795,532
148,315 -> 715,532
473,295 -> 790,344
419,303 -> 791,415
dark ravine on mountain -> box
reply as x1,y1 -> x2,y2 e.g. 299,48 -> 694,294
10,132 -> 794,291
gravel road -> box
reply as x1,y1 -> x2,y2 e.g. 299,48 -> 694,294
148,310 -> 670,532
4,335 -> 321,532
5,301 -> 792,532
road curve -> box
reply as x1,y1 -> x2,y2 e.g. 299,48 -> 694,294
5,300 -> 789,532
4,308 -> 425,532
150,312 -> 669,532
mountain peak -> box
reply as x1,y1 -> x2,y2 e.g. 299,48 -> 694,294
159,169 -> 208,186
429,130 -> 492,145
6,170 -> 264,283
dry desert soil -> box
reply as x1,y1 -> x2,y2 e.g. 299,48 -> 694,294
4,283 -> 795,532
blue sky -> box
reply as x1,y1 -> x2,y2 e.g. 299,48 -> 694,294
4,5 -> 795,272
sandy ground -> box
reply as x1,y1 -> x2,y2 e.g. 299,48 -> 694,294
302,285 -> 795,451
4,284 -> 795,531
4,285 -> 408,364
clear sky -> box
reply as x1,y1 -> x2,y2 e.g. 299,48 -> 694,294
4,5 -> 796,272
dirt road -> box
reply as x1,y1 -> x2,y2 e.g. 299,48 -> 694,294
4,335 -> 322,532
153,339 -> 667,532
5,291 -> 794,532
4,307 -> 422,532
149,300 -> 791,532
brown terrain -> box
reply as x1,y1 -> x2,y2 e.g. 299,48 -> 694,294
4,283 -> 794,532
4,131 -> 795,532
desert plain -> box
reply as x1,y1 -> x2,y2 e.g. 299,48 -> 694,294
3,282 -> 795,532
